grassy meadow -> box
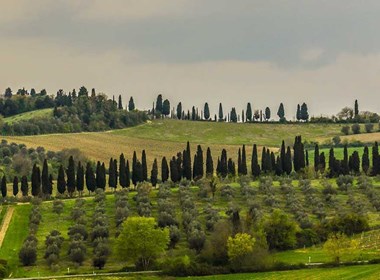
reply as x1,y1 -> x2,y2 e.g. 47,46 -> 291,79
3,108 -> 53,125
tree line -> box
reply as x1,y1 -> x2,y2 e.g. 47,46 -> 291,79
3,137 -> 380,199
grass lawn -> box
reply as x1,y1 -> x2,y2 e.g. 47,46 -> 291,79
3,108 -> 53,124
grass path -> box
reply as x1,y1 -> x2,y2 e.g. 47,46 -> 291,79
0,206 -> 15,247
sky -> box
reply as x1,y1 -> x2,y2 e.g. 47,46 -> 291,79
1,0 -> 380,119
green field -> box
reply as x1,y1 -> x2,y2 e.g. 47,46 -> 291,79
3,108 -> 53,124
2,177 -> 380,278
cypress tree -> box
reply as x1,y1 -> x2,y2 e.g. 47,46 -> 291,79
85,162 -> 96,193
184,142 -> 192,180
194,145 -> 204,179
241,145 -> 247,175
76,161 -> 84,195
132,151 -> 138,186
329,148 -> 335,177
151,158 -> 158,187
204,102 -> 210,120
170,156 -> 180,183
285,146 -> 292,175
354,99 -> 359,118
246,103 -> 252,122
118,94 -> 123,109
176,102 -> 182,120
206,147 -> 214,177
155,94 -> 163,115
41,159 -> 49,196
161,157 -> 169,182
319,152 -> 326,173
305,150 -> 309,167
48,174 -> 53,196
230,108 -> 238,122
162,99 -> 170,117
1,176 -> 6,198
109,158 -> 116,189
277,103 -> 285,122
296,104 -> 301,121
293,136 -> 305,172
237,148 -> 242,175
275,156 -> 283,176
57,165 -> 66,195
66,156 -> 76,196
119,153 -> 127,188
101,162 -> 106,189
280,141 -> 286,173
372,142 -> 379,176
227,158 -> 235,176
12,176 -> 19,197
31,164 -> 41,197
21,176 -> 28,197
261,147 -> 267,172
220,149 -> 228,177
218,103 -> 224,121
342,145 -> 349,175
270,151 -> 275,172
300,103 -> 309,121
128,97 -> 135,111
176,152 -> 183,180
352,151 -> 360,174
142,150 -> 148,181
216,157 -> 221,175
125,160 -> 131,188
114,158 -> 119,188
251,144 -> 261,177
96,161 -> 102,189
314,144 -> 320,172
191,106 -> 196,121
265,107 -> 271,121
362,146 -> 370,174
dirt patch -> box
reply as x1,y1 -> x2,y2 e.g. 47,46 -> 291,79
0,207 -> 15,248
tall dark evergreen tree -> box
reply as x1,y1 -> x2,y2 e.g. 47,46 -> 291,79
351,151 -> 360,174
161,157 -> 169,183
21,176 -> 29,197
57,165 -> 66,195
300,103 -> 309,121
142,150 -> 148,181
96,161 -> 102,189
85,162 -> 96,193
13,176 -> 19,197
151,159 -> 158,187
275,156 -> 283,176
362,146 -> 370,175
261,147 -> 267,172
66,156 -> 76,196
132,151 -> 138,186
293,136 -> 305,172
319,152 -> 326,173
237,148 -> 242,175
329,148 -> 336,177
342,145 -> 349,175
277,103 -> 285,122
41,159 -> 50,196
193,145 -> 204,179
118,95 -> 123,109
246,103 -> 252,122
314,144 -> 320,172
241,145 -> 247,175
354,99 -> 359,118
31,164 -> 41,197
285,146 -> 292,175
206,147 -> 213,177
372,142 -> 380,176
251,144 -> 261,177
128,97 -> 135,111
183,142 -> 192,180
155,94 -> 163,115
125,160 -> 131,188
296,104 -> 301,121
219,149 -> 228,177
119,154 -> 127,188
218,103 -> 224,121
230,108 -> 237,122
101,162 -> 106,189
170,157 -> 180,183
76,161 -> 84,195
162,99 -> 170,117
204,102 -> 210,120
265,107 -> 271,121
227,158 -> 235,176
305,150 -> 309,167
1,176 -> 6,198
280,141 -> 286,173
176,102 -> 182,120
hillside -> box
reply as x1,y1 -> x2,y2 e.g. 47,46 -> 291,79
3,108 -> 53,124
2,118 -> 379,166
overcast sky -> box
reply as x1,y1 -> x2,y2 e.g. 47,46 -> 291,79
1,0 -> 380,119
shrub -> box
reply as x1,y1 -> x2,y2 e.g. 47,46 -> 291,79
19,240 -> 37,266
351,123 -> 361,134
365,123 -> 374,133
341,126 -> 350,135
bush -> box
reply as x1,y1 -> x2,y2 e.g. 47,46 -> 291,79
19,240 -> 37,266
341,126 -> 350,135
351,123 -> 361,134
365,123 -> 374,133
